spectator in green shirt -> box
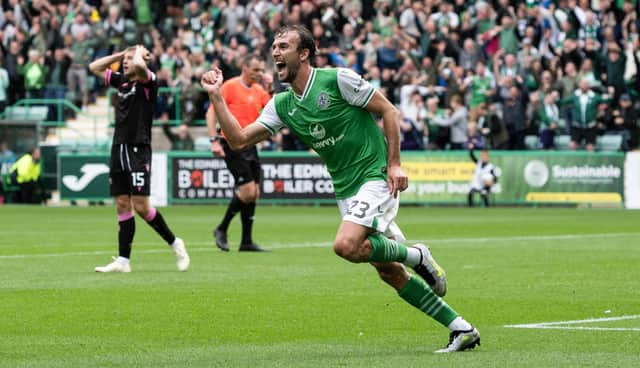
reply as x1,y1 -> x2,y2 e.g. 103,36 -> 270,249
162,123 -> 195,151
425,96 -> 448,150
538,92 -> 561,149
467,61 -> 495,122
562,79 -> 606,151
475,1 -> 495,35
498,15 -> 519,56
18,50 -> 49,99
135,0 -> 154,46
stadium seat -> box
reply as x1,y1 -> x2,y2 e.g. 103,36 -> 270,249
76,140 -> 99,152
4,106 -> 49,121
556,119 -> 568,133
525,135 -> 540,150
555,135 -> 571,150
194,137 -> 210,152
596,134 -> 623,152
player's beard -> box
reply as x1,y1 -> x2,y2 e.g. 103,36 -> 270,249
281,60 -> 300,83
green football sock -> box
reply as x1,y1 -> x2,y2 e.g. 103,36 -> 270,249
398,275 -> 458,327
367,233 -> 408,263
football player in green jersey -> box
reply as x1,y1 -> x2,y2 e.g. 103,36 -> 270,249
201,25 -> 480,353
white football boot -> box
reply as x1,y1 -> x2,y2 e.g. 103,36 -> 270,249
435,327 -> 481,353
172,237 -> 190,271
95,257 -> 131,273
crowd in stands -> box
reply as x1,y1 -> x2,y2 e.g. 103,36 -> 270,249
1,0 -> 640,152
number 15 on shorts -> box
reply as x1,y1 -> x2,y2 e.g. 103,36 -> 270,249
131,172 -> 145,186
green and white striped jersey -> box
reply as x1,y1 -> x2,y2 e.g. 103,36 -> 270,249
257,68 -> 388,199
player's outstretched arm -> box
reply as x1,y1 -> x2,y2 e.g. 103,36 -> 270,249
365,90 -> 408,197
201,69 -> 271,151
89,50 -> 125,78
205,106 -> 225,157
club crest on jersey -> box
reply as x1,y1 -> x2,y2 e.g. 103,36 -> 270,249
309,123 -> 326,139
317,92 -> 330,109
118,85 -> 136,100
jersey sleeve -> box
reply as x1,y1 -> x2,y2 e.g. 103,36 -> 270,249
336,68 -> 376,108
105,69 -> 126,88
139,69 -> 157,85
256,98 -> 284,135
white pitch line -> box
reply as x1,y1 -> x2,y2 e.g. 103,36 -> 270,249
0,232 -> 639,260
0,242 -> 334,259
508,326 -> 640,332
506,315 -> 640,327
432,232 -> 640,244
504,315 -> 640,332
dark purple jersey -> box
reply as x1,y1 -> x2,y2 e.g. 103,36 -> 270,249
106,69 -> 157,145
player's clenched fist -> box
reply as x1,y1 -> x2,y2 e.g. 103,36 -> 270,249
201,69 -> 223,94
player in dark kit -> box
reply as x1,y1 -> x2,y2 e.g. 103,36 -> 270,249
89,45 -> 190,272
206,54 -> 271,252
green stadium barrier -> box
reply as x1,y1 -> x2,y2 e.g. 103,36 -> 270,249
106,87 -> 207,127
3,106 -> 48,121
57,151 -> 625,206
526,134 -> 624,152
1,173 -> 19,193
0,99 -> 105,149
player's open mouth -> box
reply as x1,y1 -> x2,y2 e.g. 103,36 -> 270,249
275,62 -> 286,71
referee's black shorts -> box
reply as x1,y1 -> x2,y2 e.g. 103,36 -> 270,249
109,143 -> 152,196
221,139 -> 261,186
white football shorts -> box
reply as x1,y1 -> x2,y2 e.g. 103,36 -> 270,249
337,180 -> 406,242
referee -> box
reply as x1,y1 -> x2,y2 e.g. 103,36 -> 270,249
90,45 -> 190,272
206,54 -> 271,252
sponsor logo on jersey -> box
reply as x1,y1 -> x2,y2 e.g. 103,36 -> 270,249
317,92 -> 330,109
309,123 -> 344,150
309,123 -> 326,139
288,107 -> 298,116
312,134 -> 344,150
117,85 -> 136,100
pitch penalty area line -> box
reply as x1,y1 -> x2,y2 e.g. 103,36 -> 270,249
504,315 -> 640,332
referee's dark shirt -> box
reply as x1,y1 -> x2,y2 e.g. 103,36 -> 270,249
106,69 -> 157,145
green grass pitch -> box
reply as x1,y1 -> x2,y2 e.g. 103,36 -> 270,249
1,205 -> 639,367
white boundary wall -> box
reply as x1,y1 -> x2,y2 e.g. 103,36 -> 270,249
150,153 -> 168,207
624,152 -> 640,209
